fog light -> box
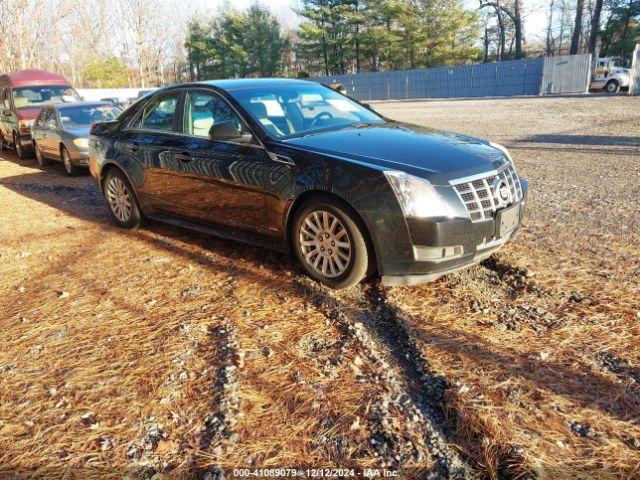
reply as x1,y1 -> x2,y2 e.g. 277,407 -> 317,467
413,245 -> 463,262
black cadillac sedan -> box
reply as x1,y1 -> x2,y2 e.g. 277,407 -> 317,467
88,79 -> 528,289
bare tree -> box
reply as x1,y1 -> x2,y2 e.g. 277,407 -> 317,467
546,0 -> 556,56
587,0 -> 604,55
570,0 -> 584,54
479,0 -> 525,59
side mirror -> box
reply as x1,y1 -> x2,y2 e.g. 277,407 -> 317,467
209,120 -> 245,142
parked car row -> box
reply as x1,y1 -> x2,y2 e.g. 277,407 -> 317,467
0,69 -> 123,175
0,70 -> 528,288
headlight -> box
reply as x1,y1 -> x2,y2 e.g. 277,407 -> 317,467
18,119 -> 34,132
73,138 -> 89,148
489,141 -> 513,162
384,171 -> 454,218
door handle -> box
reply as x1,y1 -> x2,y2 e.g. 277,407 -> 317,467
175,151 -> 192,162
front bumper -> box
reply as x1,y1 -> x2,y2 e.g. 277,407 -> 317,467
67,144 -> 89,166
17,132 -> 33,151
381,178 -> 528,286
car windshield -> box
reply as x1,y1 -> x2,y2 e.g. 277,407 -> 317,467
13,85 -> 81,108
228,84 -> 384,139
58,104 -> 121,128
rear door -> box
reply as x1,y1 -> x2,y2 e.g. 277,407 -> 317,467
170,88 -> 293,236
118,91 -> 183,212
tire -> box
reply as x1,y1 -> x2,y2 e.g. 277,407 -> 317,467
13,132 -> 30,160
292,196 -> 371,289
61,146 -> 81,176
605,80 -> 620,93
34,141 -> 52,166
103,169 -> 143,229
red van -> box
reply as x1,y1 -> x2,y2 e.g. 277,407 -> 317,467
0,70 -> 81,159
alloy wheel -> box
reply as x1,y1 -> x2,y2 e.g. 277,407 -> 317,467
106,177 -> 133,223
299,210 -> 351,278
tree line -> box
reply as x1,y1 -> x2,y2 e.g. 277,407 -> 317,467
0,0 -> 638,88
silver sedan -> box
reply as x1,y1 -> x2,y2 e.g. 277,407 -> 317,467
31,102 -> 121,176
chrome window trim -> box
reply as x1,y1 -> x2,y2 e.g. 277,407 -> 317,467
119,86 -> 292,162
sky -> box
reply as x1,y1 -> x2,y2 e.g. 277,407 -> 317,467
192,0 -> 550,43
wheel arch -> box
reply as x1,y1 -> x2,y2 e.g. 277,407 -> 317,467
285,189 -> 379,275
99,162 -> 137,195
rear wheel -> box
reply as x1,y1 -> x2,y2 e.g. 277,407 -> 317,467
292,196 -> 371,289
104,169 -> 143,229
62,146 -> 81,176
34,141 -> 51,166
605,80 -> 620,93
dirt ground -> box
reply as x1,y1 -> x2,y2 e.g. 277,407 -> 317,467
1,94 -> 639,480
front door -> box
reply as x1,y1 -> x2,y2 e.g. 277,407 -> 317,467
171,89 -> 293,237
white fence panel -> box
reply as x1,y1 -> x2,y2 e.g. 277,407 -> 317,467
630,44 -> 640,96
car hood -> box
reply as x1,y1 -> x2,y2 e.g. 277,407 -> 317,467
64,127 -> 90,138
284,122 -> 510,184
15,107 -> 43,121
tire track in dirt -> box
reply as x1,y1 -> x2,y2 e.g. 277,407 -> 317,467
198,316 -> 242,453
296,277 -> 476,480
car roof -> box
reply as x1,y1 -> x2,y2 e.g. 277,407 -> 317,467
53,101 -> 112,110
1,69 -> 71,87
204,78 -> 315,90
153,78 -> 317,94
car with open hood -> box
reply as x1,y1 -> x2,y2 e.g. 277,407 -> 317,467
0,69 -> 81,159
88,79 -> 528,289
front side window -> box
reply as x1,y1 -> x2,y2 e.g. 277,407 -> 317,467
183,91 -> 253,144
133,93 -> 179,132
58,104 -> 121,128
228,83 -> 384,139
12,85 -> 81,109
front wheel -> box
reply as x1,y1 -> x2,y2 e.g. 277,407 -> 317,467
605,80 -> 620,93
104,169 -> 143,229
292,197 -> 371,289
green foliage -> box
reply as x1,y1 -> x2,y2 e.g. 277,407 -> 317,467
185,4 -> 288,80
82,55 -> 130,88
297,0 -> 482,76
186,0 -> 482,79
601,0 -> 640,58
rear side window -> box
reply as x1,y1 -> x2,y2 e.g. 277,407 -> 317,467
39,109 -> 57,128
132,93 -> 179,132
35,109 -> 48,127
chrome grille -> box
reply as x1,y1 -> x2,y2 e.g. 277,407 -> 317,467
453,164 -> 523,222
